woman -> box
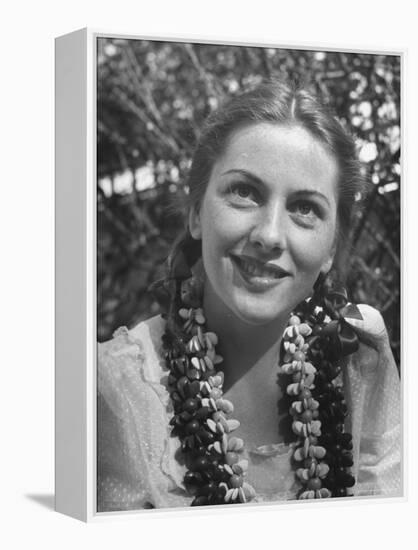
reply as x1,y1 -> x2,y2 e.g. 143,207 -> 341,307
97,81 -> 401,512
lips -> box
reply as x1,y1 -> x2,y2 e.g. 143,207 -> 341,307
231,254 -> 291,284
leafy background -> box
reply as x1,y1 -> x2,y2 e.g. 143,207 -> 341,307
97,38 -> 401,367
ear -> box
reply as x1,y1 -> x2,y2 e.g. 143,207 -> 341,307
188,205 -> 202,240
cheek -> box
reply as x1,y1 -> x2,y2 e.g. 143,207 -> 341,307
290,226 -> 335,274
200,200 -> 246,252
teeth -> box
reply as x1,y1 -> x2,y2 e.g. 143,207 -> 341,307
239,258 -> 280,279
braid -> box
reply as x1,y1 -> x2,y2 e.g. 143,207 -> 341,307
313,270 -> 350,323
148,231 -> 203,352
168,230 -> 202,280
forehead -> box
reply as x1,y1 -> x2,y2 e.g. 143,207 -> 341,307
212,122 -> 339,197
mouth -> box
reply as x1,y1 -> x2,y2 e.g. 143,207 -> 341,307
230,254 -> 291,286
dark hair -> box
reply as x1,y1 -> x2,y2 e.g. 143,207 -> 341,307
169,80 -> 365,278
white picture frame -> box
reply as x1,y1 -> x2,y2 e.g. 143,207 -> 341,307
55,28 -> 404,522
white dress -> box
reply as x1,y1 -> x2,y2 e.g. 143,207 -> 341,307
97,311 -> 401,512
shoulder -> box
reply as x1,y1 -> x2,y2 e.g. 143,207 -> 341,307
352,342 -> 379,377
98,314 -> 165,357
344,304 -> 389,350
344,304 -> 394,376
129,314 -> 166,352
98,314 -> 167,387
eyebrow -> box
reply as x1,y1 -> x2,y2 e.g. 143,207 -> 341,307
291,189 -> 332,208
222,169 -> 265,187
221,168 -> 332,207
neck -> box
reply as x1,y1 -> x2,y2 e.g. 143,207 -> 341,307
203,286 -> 289,391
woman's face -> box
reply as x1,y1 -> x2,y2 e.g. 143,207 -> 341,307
189,122 -> 339,326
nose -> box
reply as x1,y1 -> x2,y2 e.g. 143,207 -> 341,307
249,202 -> 286,254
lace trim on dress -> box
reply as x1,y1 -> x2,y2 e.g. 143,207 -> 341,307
129,319 -> 189,494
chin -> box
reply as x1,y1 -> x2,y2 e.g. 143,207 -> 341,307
239,313 -> 282,327
228,285 -> 312,327
231,298 -> 292,327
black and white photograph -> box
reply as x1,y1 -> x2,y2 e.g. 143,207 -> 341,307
6,0 -> 418,545
96,37 -> 402,512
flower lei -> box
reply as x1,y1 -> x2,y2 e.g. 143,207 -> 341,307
151,253 -> 361,506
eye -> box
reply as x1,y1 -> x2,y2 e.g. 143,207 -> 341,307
289,199 -> 322,226
228,183 -> 260,204
295,201 -> 315,216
